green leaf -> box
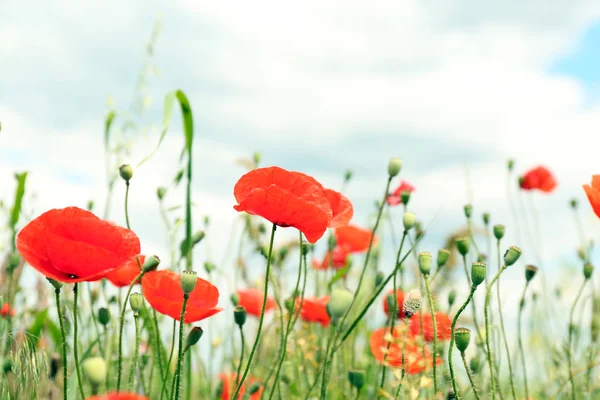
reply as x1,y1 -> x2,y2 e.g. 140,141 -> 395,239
137,92 -> 175,166
327,264 -> 352,291
26,309 -> 49,346
9,172 -> 27,232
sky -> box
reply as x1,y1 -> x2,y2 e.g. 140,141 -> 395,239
2,1 -> 600,337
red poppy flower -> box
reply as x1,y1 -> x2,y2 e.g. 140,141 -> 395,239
297,296 -> 331,327
218,373 -> 263,400
583,175 -> 600,219
236,288 -> 275,317
408,312 -> 452,341
105,256 -> 146,287
85,393 -> 149,400
323,189 -> 353,228
16,207 -> 140,283
335,225 -> 378,253
1,303 -> 15,318
387,181 -> 415,206
370,326 -> 441,374
382,289 -> 405,319
233,167 -> 332,243
312,247 -> 348,270
519,166 -> 557,193
142,270 -> 222,323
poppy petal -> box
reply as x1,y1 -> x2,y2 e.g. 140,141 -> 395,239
323,189 -> 353,228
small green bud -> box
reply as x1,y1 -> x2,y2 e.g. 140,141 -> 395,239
471,262 -> 487,287
507,159 -> 515,171
119,164 -> 133,182
302,243 -> 311,256
387,158 -> 402,177
448,290 -> 456,307
584,263 -> 594,280
2,359 -> 11,374
456,237 -> 470,256
258,223 -> 267,234
577,248 -> 586,261
327,289 -> 354,322
248,382 -> 261,395
463,204 -> 472,218
525,265 -> 538,282
344,169 -> 353,182
470,356 -> 482,373
437,249 -> 450,267
7,253 -> 20,272
231,293 -> 240,306
374,271 -> 385,287
493,224 -> 505,240
328,235 -> 337,251
570,198 -> 578,209
401,191 -> 411,206
279,246 -> 289,261
418,251 -> 433,275
98,307 -> 111,326
234,305 -> 247,327
143,255 -> 160,273
454,327 -> 471,353
403,212 -> 416,231
204,261 -> 216,274
129,293 -> 143,313
82,357 -> 107,386
477,253 -> 486,263
186,326 -> 203,347
482,212 -> 490,225
180,271 -> 198,294
503,246 -> 522,266
253,151 -> 261,166
157,187 -> 167,200
284,297 -> 294,313
347,369 -> 366,390
46,278 -> 63,291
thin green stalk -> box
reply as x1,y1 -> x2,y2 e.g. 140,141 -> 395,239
461,351 -> 481,400
232,223 -> 277,399
54,288 -> 68,400
173,295 -> 189,400
567,278 -> 588,400
235,325 -> 245,383
463,255 -> 484,348
485,266 -> 507,400
424,274 -> 438,394
73,283 -> 86,399
128,313 -> 141,390
449,286 -> 477,399
517,281 -> 531,400
393,318 -> 410,399
160,319 -> 178,400
117,271 -> 144,391
466,216 -> 481,257
320,324 -> 338,400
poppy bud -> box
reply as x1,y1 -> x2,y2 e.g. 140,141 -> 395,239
503,246 -> 521,266
157,186 -> 167,200
234,305 -> 247,327
98,307 -> 111,326
302,243 -> 311,256
456,237 -> 469,256
327,289 -> 354,323
577,248 -> 586,261
493,224 -> 505,240
204,261 -> 216,274
374,271 -> 385,287
448,290 -> 456,307
525,265 -> 538,282
403,212 -> 416,231
284,297 -> 294,313
482,212 -> 490,225
437,249 -> 450,268
253,151 -> 262,166
215,381 -> 224,398
401,191 -> 411,206
403,290 -> 422,319
454,327 -> 471,353
143,255 -> 160,273
46,278 -> 63,291
507,159 -> 514,171
418,251 -> 433,275
258,223 -> 266,234
248,382 -> 262,395
82,357 -> 107,386
231,293 -> 240,306
344,169 -> 353,182
348,369 -> 366,390
470,356 -> 482,373
186,326 -> 204,348
7,253 -> 20,272
584,263 -> 594,280
180,271 -> 198,295
2,359 -> 11,374
279,246 -> 289,261
328,235 -> 337,251
463,204 -> 472,218
129,293 -> 143,314
570,198 -> 578,209
119,164 -> 133,182
471,262 -> 486,287
387,158 -> 402,177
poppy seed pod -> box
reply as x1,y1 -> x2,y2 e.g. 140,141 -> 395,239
403,289 -> 422,319
471,262 -> 487,287
180,270 -> 198,294
403,212 -> 416,231
157,186 -> 167,200
129,293 -> 143,314
448,290 -> 456,307
143,255 -> 160,273
437,249 -> 450,267
348,369 -> 366,390
525,265 -> 538,282
46,278 -> 63,291
387,158 -> 402,177
454,327 -> 471,353
584,263 -> 594,280
401,190 -> 411,206
463,204 -> 472,218
503,246 -> 522,266
482,212 -> 490,225
418,251 -> 433,275
234,305 -> 247,327
119,164 -> 133,182
374,271 -> 385,287
186,326 -> 204,348
493,224 -> 505,240
327,289 -> 354,322
82,357 -> 107,386
98,307 -> 111,326
456,237 -> 470,256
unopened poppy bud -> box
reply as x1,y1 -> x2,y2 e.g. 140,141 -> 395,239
493,224 -> 505,240
387,158 -> 402,177
577,248 -> 586,261
253,151 -> 261,166
403,290 -> 422,319
518,176 -> 525,188
418,252 -> 433,275
328,235 -> 337,250
456,237 -> 469,256
143,255 -> 160,273
401,191 -> 411,206
448,290 -> 456,307
302,243 -> 311,256
374,271 -> 385,287
482,212 -> 490,225
204,261 -> 216,274
470,356 -> 482,373
284,297 -> 294,313
231,293 -> 240,306
584,263 -> 594,280
327,289 -> 354,323
157,186 -> 167,200
119,164 -> 133,182
447,390 -> 457,400
186,326 -> 203,348
570,198 -> 578,209
403,212 -> 416,231
344,169 -> 353,182
525,265 -> 538,282
129,293 -> 143,314
82,357 -> 107,386
437,249 -> 450,268
258,223 -> 266,234
234,305 -> 247,327
46,278 -> 63,291
2,359 -> 11,374
98,307 -> 111,326
477,254 -> 487,263
463,204 -> 472,218
248,382 -> 262,395
507,158 -> 515,171
348,369 -> 366,390
503,246 -> 521,266
279,247 -> 289,260
454,327 -> 471,353
180,271 -> 198,294
7,253 -> 20,271
471,262 -> 486,287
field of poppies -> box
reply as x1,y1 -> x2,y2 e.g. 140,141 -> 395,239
1,90 -> 600,400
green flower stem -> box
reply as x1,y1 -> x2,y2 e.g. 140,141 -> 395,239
54,288 -> 68,400
173,295 -> 189,400
485,265 -> 508,400
567,278 -> 588,400
235,325 -> 245,384
449,286 -> 477,400
160,319 -> 178,400
128,312 -> 141,390
466,216 -> 481,257
393,317 -> 410,400
424,274 -> 438,394
117,271 -> 144,391
462,256 -> 485,349
517,281 -> 531,400
263,274 -> 285,387
319,324 -> 338,400
124,180 -> 131,230
73,283 -> 86,399
232,223 -> 277,399
461,351 -> 481,400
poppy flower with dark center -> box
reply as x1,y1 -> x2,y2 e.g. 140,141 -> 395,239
233,166 -> 332,243
387,181 -> 415,206
16,207 -> 141,283
105,255 -> 146,287
236,288 -> 276,317
312,246 -> 348,270
382,289 -> 405,319
335,225 -> 378,253
218,373 -> 263,400
408,312 -> 452,341
142,270 -> 222,323
519,166 -> 557,193
84,393 -> 149,400
323,189 -> 353,228
583,175 -> 600,219
297,296 -> 331,327
1,303 -> 15,318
